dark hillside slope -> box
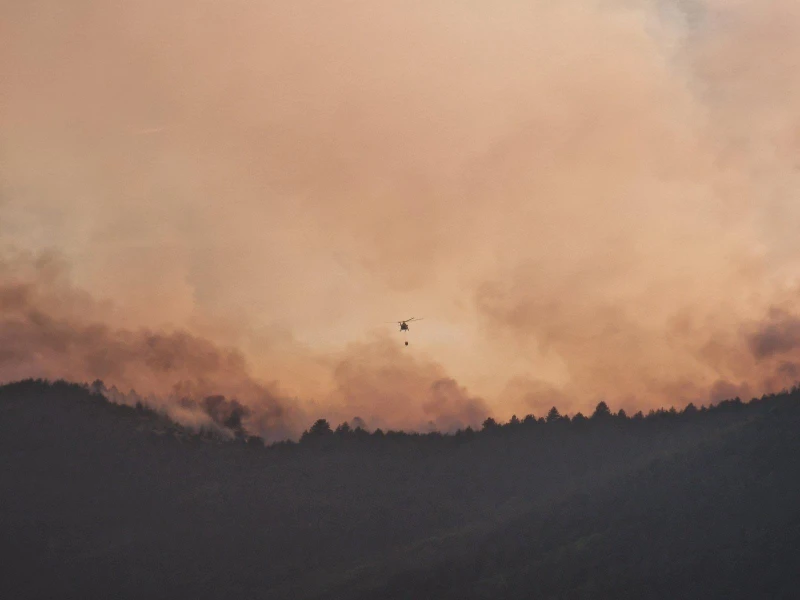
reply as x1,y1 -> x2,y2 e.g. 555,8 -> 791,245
343,397 -> 800,600
2,379 -> 799,599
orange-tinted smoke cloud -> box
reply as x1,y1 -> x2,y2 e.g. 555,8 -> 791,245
2,1 -> 800,427
0,251 -> 487,437
0,252 -> 307,440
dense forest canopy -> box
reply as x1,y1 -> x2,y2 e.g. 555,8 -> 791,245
52,377 -> 780,446
2,378 -> 799,599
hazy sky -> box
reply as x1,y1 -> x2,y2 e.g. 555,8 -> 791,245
2,0 -> 800,438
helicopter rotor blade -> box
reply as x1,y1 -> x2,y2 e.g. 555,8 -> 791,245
383,318 -> 424,324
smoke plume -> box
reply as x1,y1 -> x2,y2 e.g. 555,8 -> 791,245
3,1 -> 800,429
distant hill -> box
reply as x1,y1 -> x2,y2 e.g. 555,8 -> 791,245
2,379 -> 799,599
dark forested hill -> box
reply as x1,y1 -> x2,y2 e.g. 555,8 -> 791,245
2,379 -> 799,599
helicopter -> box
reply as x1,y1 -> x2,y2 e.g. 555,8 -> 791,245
388,317 -> 423,345
392,317 -> 423,332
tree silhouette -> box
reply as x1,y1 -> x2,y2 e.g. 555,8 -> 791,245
306,419 -> 332,437
593,401 -> 611,419
546,407 -> 561,423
